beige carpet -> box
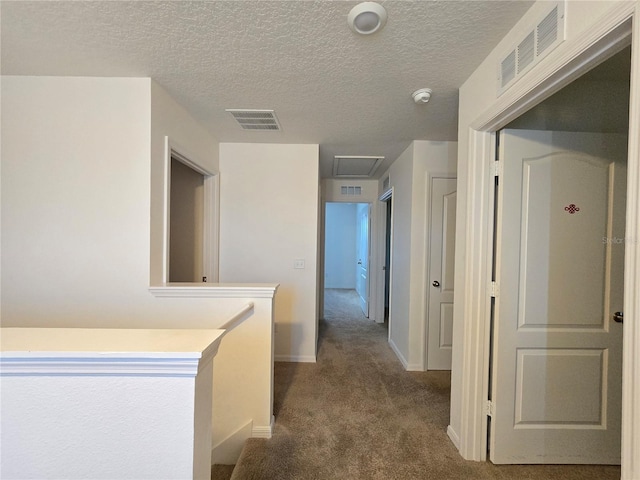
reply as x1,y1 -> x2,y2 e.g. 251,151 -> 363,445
214,289 -> 620,480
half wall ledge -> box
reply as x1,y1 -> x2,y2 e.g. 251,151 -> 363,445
149,283 -> 279,298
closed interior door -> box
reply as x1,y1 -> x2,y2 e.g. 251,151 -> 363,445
427,177 -> 456,370
490,129 -> 626,464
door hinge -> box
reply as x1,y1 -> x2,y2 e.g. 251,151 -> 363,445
486,400 -> 494,417
491,161 -> 502,177
490,281 -> 499,298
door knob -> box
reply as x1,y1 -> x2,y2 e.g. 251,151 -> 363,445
613,311 -> 624,323
432,280 -> 440,287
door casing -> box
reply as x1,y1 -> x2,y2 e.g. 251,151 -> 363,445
453,5 -> 640,479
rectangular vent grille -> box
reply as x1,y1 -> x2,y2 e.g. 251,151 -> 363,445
382,176 -> 390,191
341,186 -> 362,196
501,51 -> 516,87
498,1 -> 565,94
225,109 -> 281,131
537,6 -> 559,55
517,32 -> 535,74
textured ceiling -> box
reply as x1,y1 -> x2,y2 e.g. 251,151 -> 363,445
1,0 -> 534,178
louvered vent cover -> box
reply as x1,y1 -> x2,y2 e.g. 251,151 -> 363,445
498,2 -> 565,94
340,186 -> 362,196
537,5 -> 559,55
226,109 -> 281,131
517,32 -> 535,74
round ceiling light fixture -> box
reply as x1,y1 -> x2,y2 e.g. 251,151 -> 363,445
347,2 -> 388,35
412,88 -> 433,104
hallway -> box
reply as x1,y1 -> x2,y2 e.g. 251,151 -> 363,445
217,289 -> 621,479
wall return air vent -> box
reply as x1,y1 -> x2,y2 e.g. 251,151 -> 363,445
340,185 -> 362,196
498,1 -> 565,95
225,109 -> 281,131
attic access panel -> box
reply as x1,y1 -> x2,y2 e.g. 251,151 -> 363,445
333,156 -> 384,178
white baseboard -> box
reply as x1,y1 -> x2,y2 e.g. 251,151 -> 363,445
388,338 -> 409,370
252,415 -> 274,439
211,420 -> 253,465
406,363 -> 424,371
447,425 -> 460,450
274,354 -> 316,363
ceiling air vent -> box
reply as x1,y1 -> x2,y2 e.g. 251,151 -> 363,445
498,1 -> 565,95
225,109 -> 281,131
333,155 -> 384,178
340,186 -> 362,196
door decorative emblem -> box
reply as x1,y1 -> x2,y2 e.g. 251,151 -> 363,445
564,203 -> 580,214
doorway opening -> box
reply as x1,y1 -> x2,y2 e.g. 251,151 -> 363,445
162,137 -> 219,284
323,202 -> 371,320
487,45 -> 630,467
384,197 -> 392,325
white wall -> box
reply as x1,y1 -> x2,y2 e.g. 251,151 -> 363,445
218,143 -> 320,362
1,76 -> 152,324
450,0 -> 637,460
379,140 -> 457,370
0,76 -> 274,454
0,76 -> 224,326
324,203 -> 357,289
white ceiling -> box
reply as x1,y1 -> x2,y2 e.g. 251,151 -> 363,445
1,0 -> 534,178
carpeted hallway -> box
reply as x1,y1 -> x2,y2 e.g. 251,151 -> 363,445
214,289 -> 621,480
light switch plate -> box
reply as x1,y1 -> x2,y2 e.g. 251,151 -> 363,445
294,259 -> 305,269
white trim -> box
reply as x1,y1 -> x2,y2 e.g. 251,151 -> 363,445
622,8 -> 640,480
211,420 -> 253,465
149,283 -> 278,298
375,188 -> 393,325
458,2 -> 639,473
375,187 -> 394,334
252,416 -> 275,439
379,188 -> 393,202
274,354 -> 317,363
218,303 -> 254,331
447,425 -> 461,450
163,136 -> 219,284
204,173 -> 220,283
388,337 -> 408,370
0,356 -> 211,377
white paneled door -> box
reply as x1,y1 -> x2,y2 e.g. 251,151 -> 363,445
427,177 -> 457,370
356,203 -> 371,317
490,130 -> 626,464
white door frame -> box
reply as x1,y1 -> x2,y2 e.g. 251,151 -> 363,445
456,4 -> 640,478
378,187 -> 394,333
163,136 -> 219,284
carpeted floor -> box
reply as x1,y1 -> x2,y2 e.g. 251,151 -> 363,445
214,288 -> 621,480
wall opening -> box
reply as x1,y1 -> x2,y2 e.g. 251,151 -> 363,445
163,137 -> 219,284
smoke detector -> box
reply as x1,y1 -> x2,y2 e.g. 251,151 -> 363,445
412,88 -> 433,104
347,2 -> 387,35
